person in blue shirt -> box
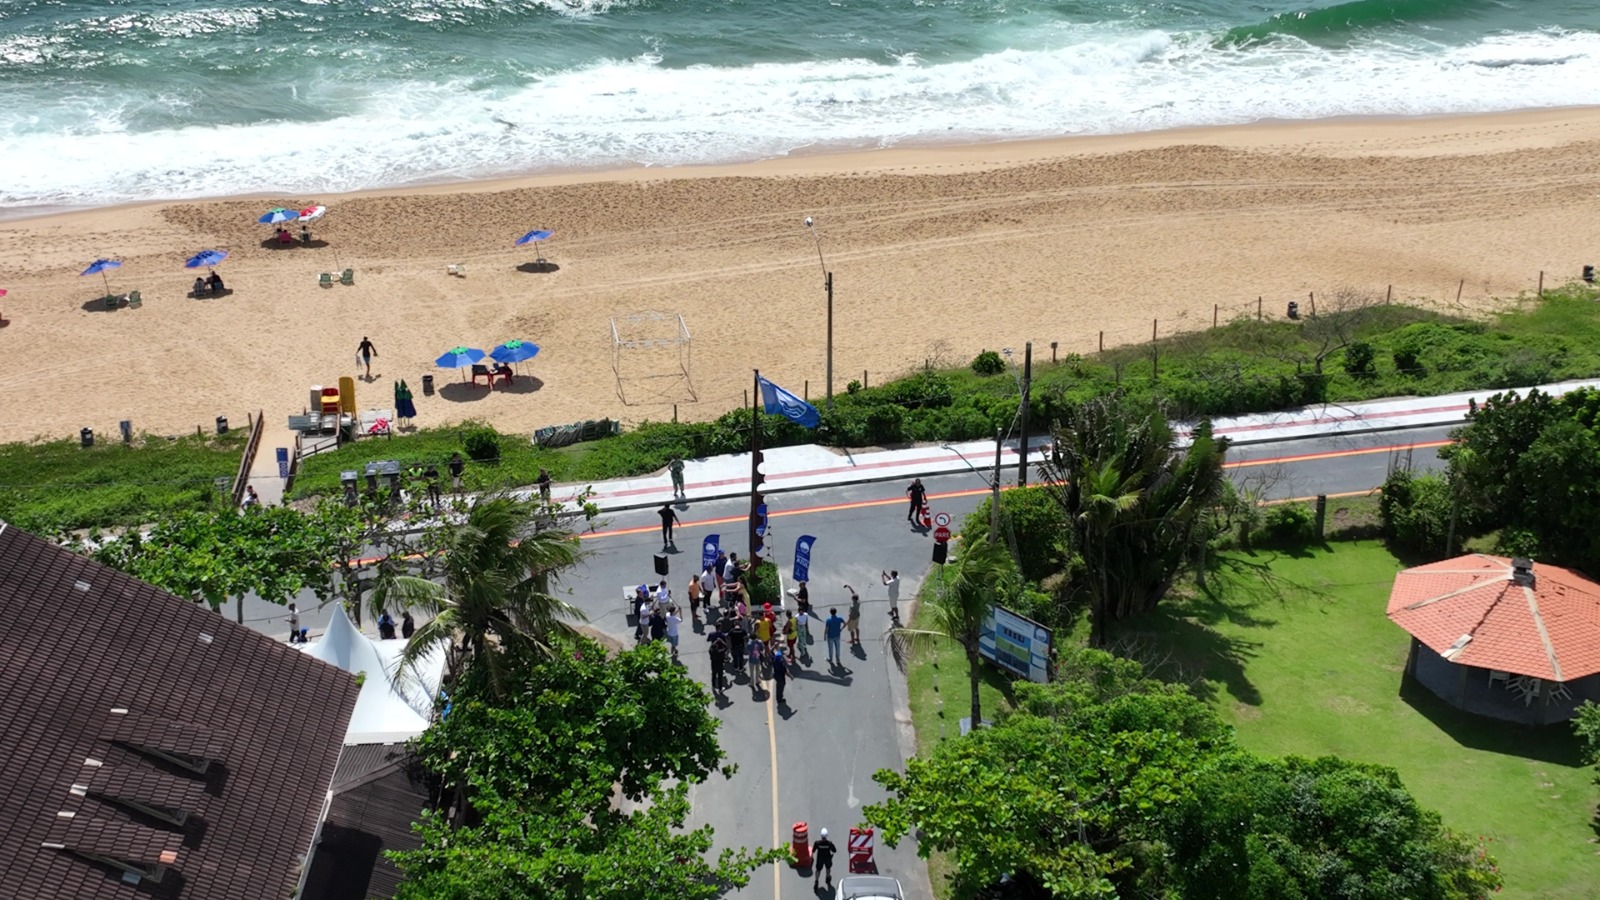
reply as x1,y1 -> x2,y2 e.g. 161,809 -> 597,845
824,607 -> 846,665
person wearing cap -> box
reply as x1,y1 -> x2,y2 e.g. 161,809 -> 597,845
812,827 -> 838,889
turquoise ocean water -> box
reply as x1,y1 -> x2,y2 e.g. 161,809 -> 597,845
2,0 -> 1599,210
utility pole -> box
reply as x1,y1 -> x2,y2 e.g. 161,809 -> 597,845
1017,341 -> 1032,486
749,370 -> 764,563
826,271 -> 834,411
990,427 -> 1002,542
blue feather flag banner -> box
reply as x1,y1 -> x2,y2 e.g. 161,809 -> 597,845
758,377 -> 820,429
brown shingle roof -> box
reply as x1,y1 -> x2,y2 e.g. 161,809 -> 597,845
302,744 -> 431,900
0,523 -> 360,900
1387,554 -> 1600,681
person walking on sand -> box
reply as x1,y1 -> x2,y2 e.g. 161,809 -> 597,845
356,336 -> 377,378
812,827 -> 838,890
669,456 -> 686,497
906,477 -> 926,522
824,607 -> 845,664
658,503 -> 681,548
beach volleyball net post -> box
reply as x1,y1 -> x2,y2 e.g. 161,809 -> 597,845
610,310 -> 696,405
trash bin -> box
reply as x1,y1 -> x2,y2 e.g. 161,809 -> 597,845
1287,300 -> 1300,320
119,420 -> 132,444
1585,264 -> 1595,284
341,470 -> 360,507
80,427 -> 94,448
422,374 -> 435,395
216,415 -> 229,435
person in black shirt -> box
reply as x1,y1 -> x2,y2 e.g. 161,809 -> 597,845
707,628 -> 729,692
448,452 -> 465,493
648,607 -> 667,643
658,503 -> 681,548
726,618 -> 748,680
812,828 -> 838,889
772,649 -> 789,705
906,477 -> 926,521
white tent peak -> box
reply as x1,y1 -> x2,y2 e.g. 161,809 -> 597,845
297,604 -> 445,745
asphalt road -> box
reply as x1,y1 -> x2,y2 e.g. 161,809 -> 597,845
545,423 -> 1455,900
228,424 -> 1456,899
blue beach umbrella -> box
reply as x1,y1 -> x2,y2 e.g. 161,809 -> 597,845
490,339 -> 540,364
184,249 -> 229,269
514,229 -> 553,246
258,207 -> 298,225
80,258 -> 122,295
435,346 -> 485,380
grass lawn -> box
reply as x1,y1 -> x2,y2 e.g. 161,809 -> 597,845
1119,542 -> 1598,900
0,431 -> 247,533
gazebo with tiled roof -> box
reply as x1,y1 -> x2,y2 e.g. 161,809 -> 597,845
1387,554 -> 1600,724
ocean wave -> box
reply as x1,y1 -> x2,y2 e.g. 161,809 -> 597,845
1222,0 -> 1500,46
4,24 -> 1600,208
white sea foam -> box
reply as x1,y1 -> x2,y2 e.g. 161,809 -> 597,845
4,25 -> 1600,208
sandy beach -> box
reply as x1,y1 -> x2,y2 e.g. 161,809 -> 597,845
2,107 -> 1598,448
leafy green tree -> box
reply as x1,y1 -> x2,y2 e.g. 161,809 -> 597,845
962,486 -> 1068,583
1040,395 -> 1229,645
888,538 -> 1019,730
89,505 -> 344,619
373,493 -> 583,695
1439,387 -> 1600,574
865,647 -> 1501,900
393,639 -> 784,900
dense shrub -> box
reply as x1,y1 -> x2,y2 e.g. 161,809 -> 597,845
462,425 -> 501,463
1379,469 -> 1458,559
970,349 -> 1005,376
1342,340 -> 1377,380
864,405 -> 907,445
1256,502 -> 1317,547
962,488 -> 1069,584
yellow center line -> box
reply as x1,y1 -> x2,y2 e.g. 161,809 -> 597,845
769,683 -> 781,897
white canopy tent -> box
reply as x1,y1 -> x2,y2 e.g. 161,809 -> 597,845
299,604 -> 446,744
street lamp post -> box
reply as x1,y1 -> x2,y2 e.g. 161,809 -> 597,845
805,217 -> 834,411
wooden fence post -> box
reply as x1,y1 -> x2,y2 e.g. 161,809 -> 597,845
1099,331 -> 1104,353
1309,291 -> 1316,316
1538,270 -> 1544,298
1386,284 -> 1392,303
1151,319 -> 1159,379
1213,304 -> 1219,328
1257,296 -> 1263,321
1456,279 -> 1464,303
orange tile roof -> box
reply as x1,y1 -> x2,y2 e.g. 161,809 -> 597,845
1387,554 -> 1600,681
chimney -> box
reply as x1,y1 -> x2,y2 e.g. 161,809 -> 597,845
1511,557 -> 1535,587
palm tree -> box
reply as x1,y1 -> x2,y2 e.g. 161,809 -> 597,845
372,494 -> 585,697
1074,456 -> 1142,648
888,538 -> 1018,730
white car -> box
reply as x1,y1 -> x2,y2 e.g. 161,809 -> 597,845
836,875 -> 905,900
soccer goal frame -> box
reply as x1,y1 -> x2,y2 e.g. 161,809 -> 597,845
610,310 -> 696,405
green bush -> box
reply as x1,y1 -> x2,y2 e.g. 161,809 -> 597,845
1257,502 -> 1317,547
1342,340 -> 1376,380
462,425 -> 501,463
1378,469 -> 1458,558
864,405 -> 907,445
970,349 -> 1005,376
746,560 -> 780,608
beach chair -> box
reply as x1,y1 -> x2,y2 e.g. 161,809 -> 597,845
470,364 -> 494,387
104,294 -> 123,311
126,290 -> 142,309
318,272 -> 333,288
340,268 -> 354,286
447,263 -> 467,277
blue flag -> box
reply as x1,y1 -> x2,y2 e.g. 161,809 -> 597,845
701,534 -> 721,571
759,377 -> 820,428
754,504 -> 769,538
793,534 -> 817,583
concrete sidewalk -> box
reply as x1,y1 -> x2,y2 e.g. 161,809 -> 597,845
554,378 -> 1600,514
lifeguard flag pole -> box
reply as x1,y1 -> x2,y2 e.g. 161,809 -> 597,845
749,369 -> 765,565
